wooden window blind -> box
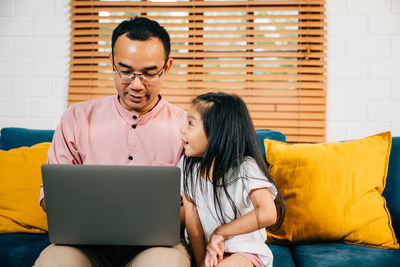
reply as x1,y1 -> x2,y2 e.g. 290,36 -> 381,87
69,0 -> 327,143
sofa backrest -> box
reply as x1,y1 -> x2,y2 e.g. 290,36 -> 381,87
0,128 -> 54,151
1,127 -> 285,154
1,127 -> 398,239
383,137 -> 400,239
255,129 -> 286,165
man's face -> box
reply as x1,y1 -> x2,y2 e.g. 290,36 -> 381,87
112,34 -> 172,114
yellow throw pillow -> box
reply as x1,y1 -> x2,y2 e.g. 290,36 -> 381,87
264,132 -> 398,249
0,142 -> 50,233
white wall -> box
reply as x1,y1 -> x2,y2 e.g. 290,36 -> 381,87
0,0 -> 70,130
0,0 -> 399,141
326,0 -> 400,141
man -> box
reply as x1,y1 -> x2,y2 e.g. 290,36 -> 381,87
34,17 -> 190,267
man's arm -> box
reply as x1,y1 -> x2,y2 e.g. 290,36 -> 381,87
39,108 -> 82,212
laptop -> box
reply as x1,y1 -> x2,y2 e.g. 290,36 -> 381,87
41,164 -> 181,246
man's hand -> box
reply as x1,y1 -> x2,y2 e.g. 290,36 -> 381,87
40,199 -> 46,212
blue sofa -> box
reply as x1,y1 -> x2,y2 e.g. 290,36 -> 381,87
0,127 -> 399,266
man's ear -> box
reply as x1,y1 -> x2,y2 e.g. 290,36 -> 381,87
164,57 -> 174,74
109,53 -> 114,69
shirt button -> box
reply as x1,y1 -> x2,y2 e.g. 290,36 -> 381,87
128,155 -> 133,160
132,124 -> 136,129
133,115 -> 137,120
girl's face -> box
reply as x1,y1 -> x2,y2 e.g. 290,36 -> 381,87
180,105 -> 208,157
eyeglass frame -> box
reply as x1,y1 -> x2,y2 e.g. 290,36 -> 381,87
113,59 -> 169,85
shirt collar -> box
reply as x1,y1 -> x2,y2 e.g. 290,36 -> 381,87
113,95 -> 165,125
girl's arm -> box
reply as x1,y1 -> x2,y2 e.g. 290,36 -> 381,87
212,187 -> 277,239
183,193 -> 207,267
206,187 -> 277,266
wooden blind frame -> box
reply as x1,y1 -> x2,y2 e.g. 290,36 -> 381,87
69,0 -> 327,143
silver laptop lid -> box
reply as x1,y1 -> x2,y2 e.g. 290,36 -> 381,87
42,164 -> 181,246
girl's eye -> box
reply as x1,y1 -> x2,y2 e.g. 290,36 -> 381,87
188,121 -> 193,126
121,71 -> 131,75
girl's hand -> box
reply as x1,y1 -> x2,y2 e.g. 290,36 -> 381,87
204,251 -> 217,267
205,231 -> 224,267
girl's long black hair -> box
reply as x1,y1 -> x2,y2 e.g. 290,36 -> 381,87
183,92 -> 285,231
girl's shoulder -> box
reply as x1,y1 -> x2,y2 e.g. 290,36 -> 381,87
239,156 -> 265,178
242,156 -> 257,164
239,157 -> 278,198
240,156 -> 259,170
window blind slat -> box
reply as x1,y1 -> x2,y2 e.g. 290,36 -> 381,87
70,6 -> 325,13
69,80 -> 326,90
70,51 -> 326,59
71,14 -> 326,21
71,44 -> 327,51
71,36 -> 327,43
71,29 -> 327,36
71,21 -> 327,29
70,0 -> 325,7
70,65 -> 326,74
69,87 -> 326,97
70,58 -> 327,66
70,73 -> 326,82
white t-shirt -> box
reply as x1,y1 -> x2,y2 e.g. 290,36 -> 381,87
184,157 -> 278,267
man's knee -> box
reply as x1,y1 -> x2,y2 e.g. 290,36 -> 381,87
128,244 -> 190,267
33,244 -> 92,267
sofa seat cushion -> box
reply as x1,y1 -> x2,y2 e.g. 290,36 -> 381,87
0,128 -> 54,151
0,233 -> 50,267
291,243 -> 400,267
269,244 -> 296,267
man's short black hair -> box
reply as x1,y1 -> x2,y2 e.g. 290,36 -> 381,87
111,16 -> 171,60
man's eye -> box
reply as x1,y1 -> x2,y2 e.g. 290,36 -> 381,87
143,73 -> 157,78
188,121 -> 193,126
121,71 -> 131,75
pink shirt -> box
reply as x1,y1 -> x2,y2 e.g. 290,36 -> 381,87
39,95 -> 186,203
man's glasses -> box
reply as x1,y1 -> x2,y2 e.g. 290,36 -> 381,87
113,60 -> 168,85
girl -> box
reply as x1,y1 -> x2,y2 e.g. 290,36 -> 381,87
180,92 -> 285,267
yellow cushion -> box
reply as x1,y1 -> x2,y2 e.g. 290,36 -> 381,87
0,142 -> 50,233
264,132 -> 398,249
